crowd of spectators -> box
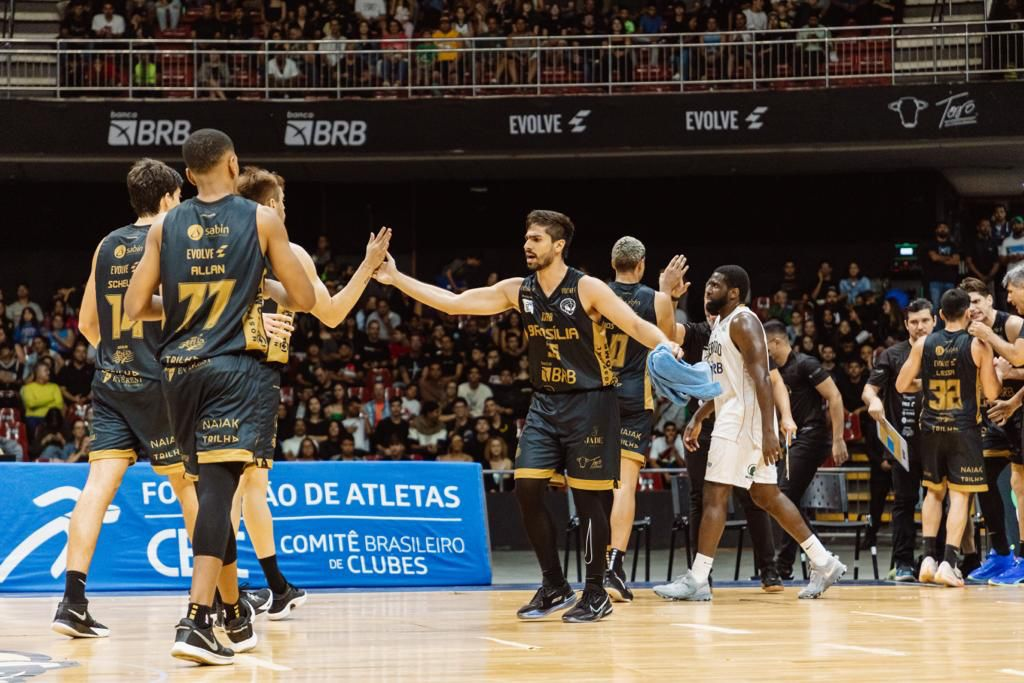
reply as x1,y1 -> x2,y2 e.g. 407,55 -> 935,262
57,0 -> 903,94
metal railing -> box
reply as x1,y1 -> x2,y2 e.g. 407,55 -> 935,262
1,20 -> 1022,98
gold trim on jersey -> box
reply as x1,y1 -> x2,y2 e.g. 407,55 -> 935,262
923,478 -> 988,493
591,321 -> 615,387
643,368 -> 654,411
197,448 -> 255,464
152,462 -> 186,475
89,449 -> 138,463
565,475 -> 616,491
621,449 -> 647,465
983,449 -> 1011,459
514,467 -> 558,480
243,275 -> 270,354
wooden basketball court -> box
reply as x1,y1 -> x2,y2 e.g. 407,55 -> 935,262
3,584 -> 1023,681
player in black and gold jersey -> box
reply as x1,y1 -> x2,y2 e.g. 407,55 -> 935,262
52,159 -> 191,639
375,210 -> 682,623
601,237 -> 676,602
126,130 -> 315,666
232,166 -> 390,619
896,288 -> 1000,587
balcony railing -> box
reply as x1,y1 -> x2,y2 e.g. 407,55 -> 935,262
1,20 -> 1023,99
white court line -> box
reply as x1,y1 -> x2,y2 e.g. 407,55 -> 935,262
235,654 -> 292,672
1001,669 -> 1024,677
823,644 -> 906,657
141,513 -> 463,523
850,611 -> 924,623
672,623 -> 754,635
478,637 -> 542,651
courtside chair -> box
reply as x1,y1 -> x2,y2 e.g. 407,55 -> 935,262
799,471 -> 880,580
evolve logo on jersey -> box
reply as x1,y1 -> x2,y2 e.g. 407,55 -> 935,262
284,112 -> 368,147
107,111 -> 191,146
0,462 -> 490,591
684,106 -> 768,131
508,109 -> 591,135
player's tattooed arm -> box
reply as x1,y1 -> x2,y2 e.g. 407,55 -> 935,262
894,337 -> 925,394
731,313 -> 781,465
374,254 -> 520,316
125,220 -> 164,322
78,242 -> 103,347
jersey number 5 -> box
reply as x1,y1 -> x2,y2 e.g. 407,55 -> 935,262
927,379 -> 962,411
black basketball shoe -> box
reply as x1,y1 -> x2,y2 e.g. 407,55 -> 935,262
241,588 -> 273,618
171,619 -> 234,666
51,600 -> 110,638
223,600 -> 258,653
562,585 -> 613,623
516,582 -> 577,620
603,567 -> 634,603
760,565 -> 784,593
268,585 -> 308,621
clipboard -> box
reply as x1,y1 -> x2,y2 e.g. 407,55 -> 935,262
877,417 -> 910,472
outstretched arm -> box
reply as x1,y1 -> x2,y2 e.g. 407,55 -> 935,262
78,243 -> 102,347
580,276 -> 680,355
731,313 -> 781,464
259,206 -> 316,312
125,221 -> 164,321
375,254 -> 520,316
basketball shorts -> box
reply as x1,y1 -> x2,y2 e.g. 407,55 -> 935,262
161,354 -> 263,480
706,430 -> 778,490
619,405 -> 653,466
89,373 -> 182,474
981,412 -> 1023,464
252,363 -> 282,469
920,427 -> 987,493
515,388 -> 621,490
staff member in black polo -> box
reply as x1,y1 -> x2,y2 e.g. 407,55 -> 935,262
763,320 -> 849,580
861,298 -> 934,582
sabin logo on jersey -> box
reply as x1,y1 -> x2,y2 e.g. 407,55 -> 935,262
284,112 -> 368,147
559,298 -> 577,316
935,345 -> 945,357
108,111 -> 191,147
187,224 -> 204,241
113,244 -> 127,259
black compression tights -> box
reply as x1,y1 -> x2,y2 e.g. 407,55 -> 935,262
978,457 -> 1011,556
192,461 -> 245,564
572,488 -> 613,588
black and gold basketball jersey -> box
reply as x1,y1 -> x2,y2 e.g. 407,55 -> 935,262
519,267 -> 614,394
606,281 -> 657,412
992,310 -> 1023,401
94,224 -> 163,381
158,195 -> 268,366
262,264 -> 294,367
920,328 -> 980,433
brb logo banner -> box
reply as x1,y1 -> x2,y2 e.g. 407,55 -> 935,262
0,462 -> 490,592
107,111 -> 191,147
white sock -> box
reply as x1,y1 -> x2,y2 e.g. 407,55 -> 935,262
800,535 -> 831,567
691,553 -> 714,584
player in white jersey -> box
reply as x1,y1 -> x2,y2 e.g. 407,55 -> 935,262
654,265 -> 846,601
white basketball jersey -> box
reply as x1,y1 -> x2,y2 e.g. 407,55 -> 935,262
704,306 -> 775,445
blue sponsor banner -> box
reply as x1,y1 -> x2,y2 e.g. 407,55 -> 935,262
0,462 -> 491,592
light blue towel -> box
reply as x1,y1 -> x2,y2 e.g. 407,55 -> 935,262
646,343 -> 722,405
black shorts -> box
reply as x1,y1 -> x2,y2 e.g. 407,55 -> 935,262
90,374 -> 181,474
515,389 -> 621,490
920,427 -> 987,493
788,428 -> 831,464
982,412 -> 1024,464
253,363 -> 281,468
619,405 -> 653,465
161,354 -> 263,479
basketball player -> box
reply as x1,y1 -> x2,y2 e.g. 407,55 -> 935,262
964,273 -> 1024,584
762,320 -> 849,580
653,266 -> 846,601
51,159 -> 195,638
862,298 -> 935,582
660,259 -> 796,592
600,237 -> 677,602
374,210 -> 683,623
895,288 -> 999,587
232,166 -> 391,617
126,129 -> 316,665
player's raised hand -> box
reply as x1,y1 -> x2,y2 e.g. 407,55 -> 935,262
373,253 -> 398,285
366,227 -> 392,267
659,254 -> 691,300
263,312 -> 294,341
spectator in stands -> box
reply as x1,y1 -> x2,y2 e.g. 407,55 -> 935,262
127,0 -> 156,38
324,384 -> 347,421
922,222 -> 960,309
650,421 -> 685,466
877,299 -> 905,342
366,299 -> 401,340
786,310 -> 804,344
281,419 -> 308,458
374,398 -> 410,452
33,408 -> 68,461
268,51 -> 303,90
466,415 -> 494,461
305,397 -> 330,438
443,396 -> 474,437
56,342 -> 93,408
819,344 -> 839,379
342,399 -> 372,453
993,203 -> 1012,242
796,12 -> 827,76
438,434 -> 473,462
999,216 -> 1024,272
362,382 -> 391,427
356,0 -> 388,22
776,260 -> 803,299
20,364 -> 64,434
767,290 -> 793,324
60,419 -> 91,463
317,420 -> 345,459
839,261 -> 872,301
482,437 -> 514,489
198,52 -> 231,99
155,0 -> 182,32
13,309 -> 41,347
699,16 -> 724,80
418,361 -> 446,404
409,400 -> 447,457
92,2 -> 127,38
298,437 -> 320,461
402,384 -> 421,417
966,218 -> 1001,291
61,2 -> 92,38
745,0 -> 769,29
224,7 -> 254,39
191,3 -> 222,39
457,366 -> 493,416
6,284 -> 43,324
0,343 -> 24,407
48,314 -> 75,358
809,260 -> 836,301
432,15 -> 463,85
381,19 -> 411,85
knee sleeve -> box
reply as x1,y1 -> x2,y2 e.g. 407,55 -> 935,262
192,462 -> 244,559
